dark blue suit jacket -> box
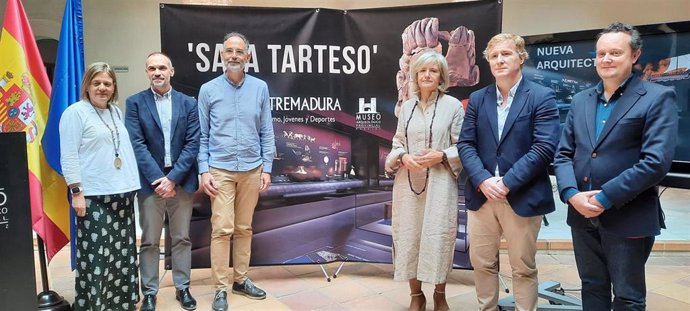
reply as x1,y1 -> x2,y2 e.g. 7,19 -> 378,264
125,89 -> 200,194
554,76 -> 678,237
458,78 -> 560,217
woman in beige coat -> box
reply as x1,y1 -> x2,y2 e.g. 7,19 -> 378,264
385,51 -> 464,311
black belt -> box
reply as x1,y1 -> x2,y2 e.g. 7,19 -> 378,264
164,167 -> 173,174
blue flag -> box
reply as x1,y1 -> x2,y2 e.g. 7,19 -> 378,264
41,0 -> 84,269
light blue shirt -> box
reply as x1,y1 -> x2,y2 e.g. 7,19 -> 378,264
152,88 -> 173,167
494,77 -> 522,176
197,73 -> 275,174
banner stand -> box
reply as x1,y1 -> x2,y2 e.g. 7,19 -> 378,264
318,261 -> 346,282
36,236 -> 70,311
497,281 -> 583,310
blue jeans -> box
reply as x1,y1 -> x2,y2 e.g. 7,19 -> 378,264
571,218 -> 654,311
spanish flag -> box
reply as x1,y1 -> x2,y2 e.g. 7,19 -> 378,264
0,0 -> 70,261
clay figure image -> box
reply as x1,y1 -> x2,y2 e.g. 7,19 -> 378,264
395,17 -> 479,116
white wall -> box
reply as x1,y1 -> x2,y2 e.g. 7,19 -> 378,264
503,0 -> 690,36
2,0 -> 690,102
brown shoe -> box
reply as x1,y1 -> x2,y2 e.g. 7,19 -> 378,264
433,290 -> 450,311
410,292 -> 426,311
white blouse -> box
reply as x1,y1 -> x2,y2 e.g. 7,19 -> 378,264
59,100 -> 140,196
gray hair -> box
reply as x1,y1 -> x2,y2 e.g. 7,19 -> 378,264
408,51 -> 450,97
223,32 -> 250,50
145,51 -> 173,67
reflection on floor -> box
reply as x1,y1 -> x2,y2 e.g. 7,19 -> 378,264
251,199 -> 470,268
39,247 -> 690,310
252,207 -> 394,265
37,183 -> 688,309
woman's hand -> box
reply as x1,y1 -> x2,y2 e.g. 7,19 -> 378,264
72,193 -> 87,217
402,153 -> 425,172
414,149 -> 444,168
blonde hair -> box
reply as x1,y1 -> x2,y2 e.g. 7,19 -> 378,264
80,62 -> 119,104
408,51 -> 450,97
482,33 -> 529,62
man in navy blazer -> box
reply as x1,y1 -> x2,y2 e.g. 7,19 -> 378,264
125,52 -> 200,311
458,33 -> 560,311
554,23 -> 678,311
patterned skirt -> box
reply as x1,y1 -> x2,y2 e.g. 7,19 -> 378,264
72,191 -> 140,311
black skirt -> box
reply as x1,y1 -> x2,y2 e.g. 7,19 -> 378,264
72,191 -> 139,311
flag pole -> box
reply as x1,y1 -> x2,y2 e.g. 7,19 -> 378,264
36,236 -> 71,311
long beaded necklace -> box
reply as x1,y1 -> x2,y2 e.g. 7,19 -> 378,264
403,94 -> 439,196
91,103 -> 123,169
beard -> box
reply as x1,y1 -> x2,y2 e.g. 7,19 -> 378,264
226,62 -> 243,73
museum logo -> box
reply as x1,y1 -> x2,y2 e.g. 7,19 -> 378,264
355,97 -> 382,130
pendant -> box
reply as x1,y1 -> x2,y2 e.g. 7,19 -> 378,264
114,156 -> 122,169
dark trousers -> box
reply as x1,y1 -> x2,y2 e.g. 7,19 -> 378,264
571,218 -> 654,311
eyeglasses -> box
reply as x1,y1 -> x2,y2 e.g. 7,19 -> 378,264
224,48 -> 246,56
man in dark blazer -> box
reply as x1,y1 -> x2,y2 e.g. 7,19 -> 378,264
554,23 -> 678,311
125,52 -> 200,311
458,33 -> 560,311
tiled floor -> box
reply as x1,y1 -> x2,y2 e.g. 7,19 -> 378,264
35,185 -> 690,310
38,248 -> 690,310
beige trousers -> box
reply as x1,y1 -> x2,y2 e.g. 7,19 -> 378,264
468,200 -> 542,311
209,166 -> 262,289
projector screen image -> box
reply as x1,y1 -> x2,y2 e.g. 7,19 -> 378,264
522,21 -> 690,162
273,122 -> 352,182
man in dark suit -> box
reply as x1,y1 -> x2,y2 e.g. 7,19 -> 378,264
125,52 -> 200,311
554,23 -> 678,311
458,33 -> 560,311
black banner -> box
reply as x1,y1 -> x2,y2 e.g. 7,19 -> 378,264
0,132 -> 37,310
161,1 -> 501,269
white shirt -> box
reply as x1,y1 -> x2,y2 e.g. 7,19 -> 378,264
152,88 -> 173,167
495,77 -> 522,176
59,100 -> 140,196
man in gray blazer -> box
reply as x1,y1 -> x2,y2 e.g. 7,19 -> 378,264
554,23 -> 678,310
125,52 -> 200,311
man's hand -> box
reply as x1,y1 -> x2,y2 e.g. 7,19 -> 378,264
259,172 -> 271,193
152,176 -> 177,199
588,195 -> 605,209
496,178 -> 510,196
568,190 -> 604,218
201,172 -> 219,198
479,177 -> 508,201
72,193 -> 87,217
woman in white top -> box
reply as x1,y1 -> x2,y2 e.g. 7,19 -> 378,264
59,62 -> 141,311
385,51 -> 464,311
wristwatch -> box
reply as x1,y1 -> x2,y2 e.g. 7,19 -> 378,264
441,151 -> 448,163
70,186 -> 83,195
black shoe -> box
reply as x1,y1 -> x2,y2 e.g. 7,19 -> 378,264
175,288 -> 197,310
140,294 -> 156,311
232,278 -> 266,300
212,289 -> 228,311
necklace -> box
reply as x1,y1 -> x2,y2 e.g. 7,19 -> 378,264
91,103 -> 122,169
403,94 -> 439,196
